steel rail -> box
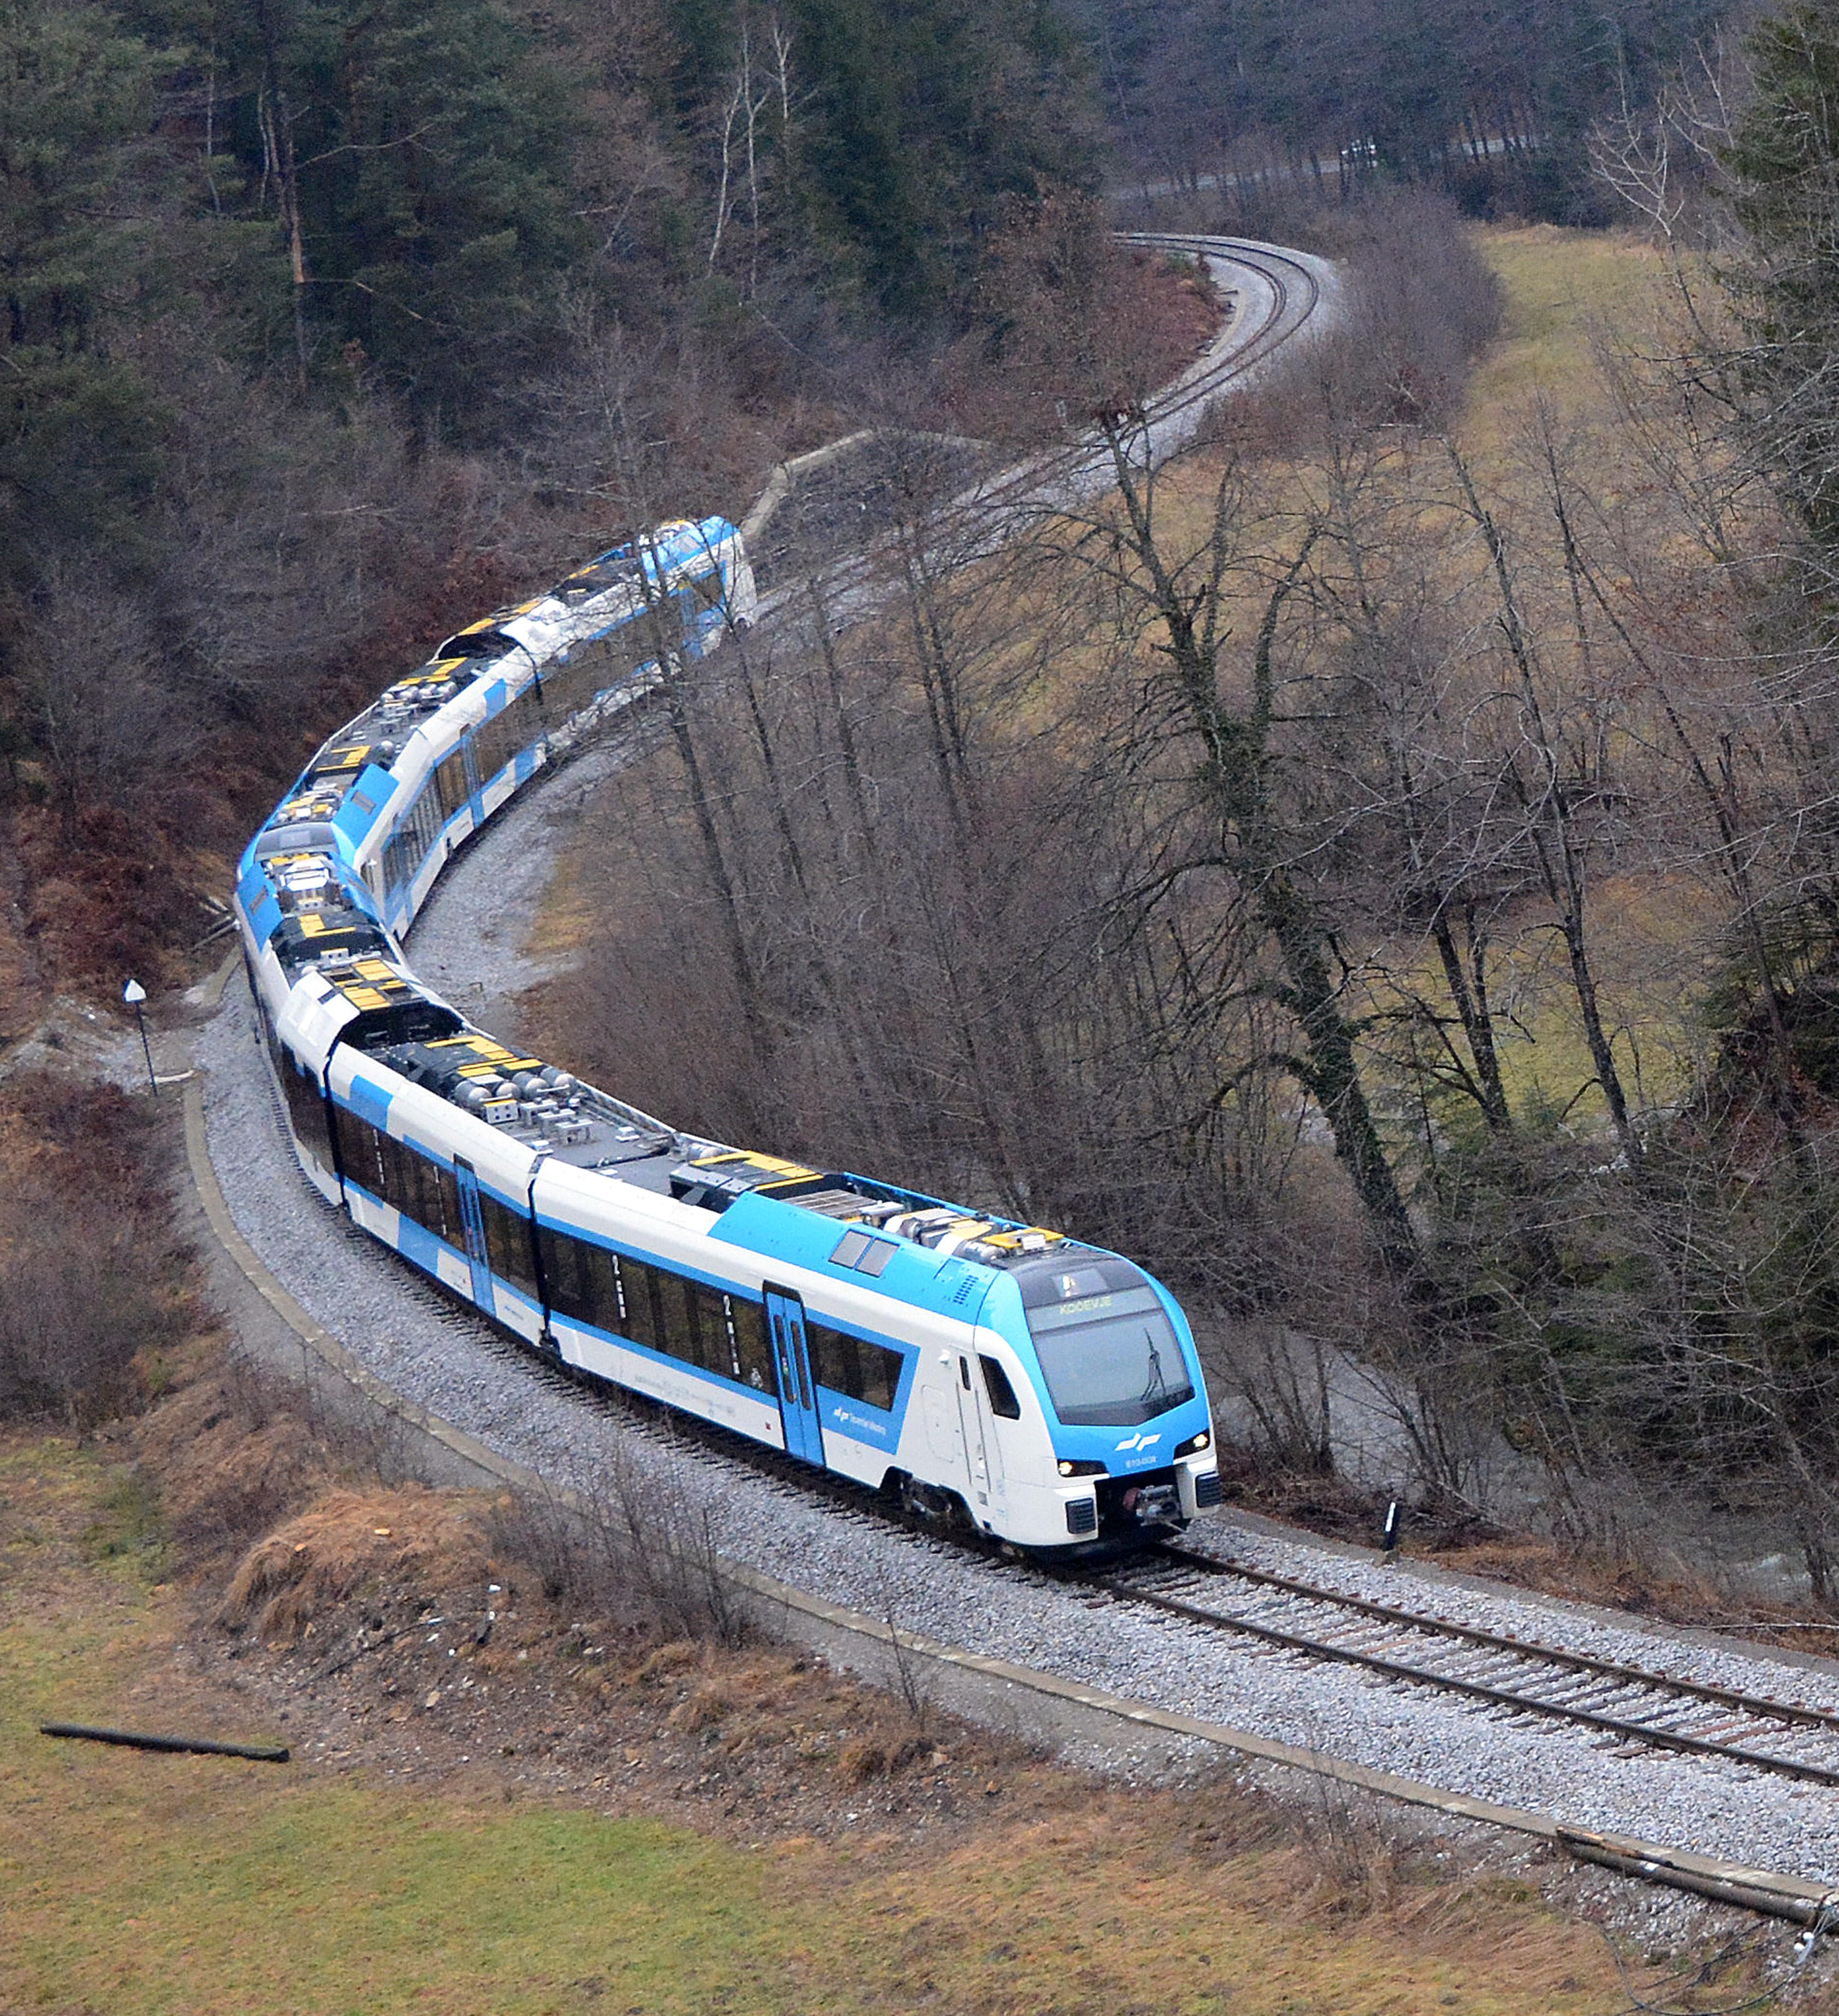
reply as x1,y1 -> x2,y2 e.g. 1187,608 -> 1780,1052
1093,1547 -> 1839,1789
1161,1552 -> 1839,1734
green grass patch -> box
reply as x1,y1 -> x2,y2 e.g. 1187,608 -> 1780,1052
80,1468 -> 168,1574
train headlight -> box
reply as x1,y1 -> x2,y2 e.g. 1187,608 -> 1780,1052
1174,1429 -> 1211,1458
1058,1458 -> 1105,1478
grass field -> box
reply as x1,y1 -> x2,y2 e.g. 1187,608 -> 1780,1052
1465,224 -> 1666,421
0,1432 -> 1640,2016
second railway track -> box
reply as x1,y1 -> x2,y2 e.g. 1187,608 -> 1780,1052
1089,1547 -> 1839,1790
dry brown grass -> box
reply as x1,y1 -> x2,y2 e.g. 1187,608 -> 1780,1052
220,1484 -> 498,1641
131,1347 -> 331,1562
1430,1536 -> 1839,1656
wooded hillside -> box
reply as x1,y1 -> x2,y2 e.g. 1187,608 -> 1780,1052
1078,0 -> 1738,221
0,0 -> 1125,1003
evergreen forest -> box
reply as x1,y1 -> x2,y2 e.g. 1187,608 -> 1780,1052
1084,0 -> 1739,220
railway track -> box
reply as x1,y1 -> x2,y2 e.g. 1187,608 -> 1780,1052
271,1101 -> 1839,1805
1091,1547 -> 1839,1790
757,234 -> 1329,615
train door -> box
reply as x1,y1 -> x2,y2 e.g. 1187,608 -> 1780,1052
452,1158 -> 495,1308
764,1286 -> 824,1465
954,1353 -> 993,1521
920,1357 -> 976,1510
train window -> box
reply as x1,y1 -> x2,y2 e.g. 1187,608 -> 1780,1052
435,749 -> 471,818
333,1112 -> 452,1249
384,783 -> 446,896
470,686 -> 538,789
536,1225 -> 621,1332
340,1110 -> 390,1207
540,626 -> 657,723
1024,1282 -> 1194,1428
656,1272 -> 701,1366
683,566 -> 725,611
386,1136 -> 419,1221
280,1048 -> 334,1167
379,1131 -> 431,1234
692,1283 -> 734,1374
807,1322 -> 902,1412
428,1159 -> 461,1242
638,1272 -> 728,1376
980,1355 -> 1022,1420
728,1296 -> 773,1390
617,1256 -> 663,1353
480,1191 -> 538,1297
329,1103 -> 370,1192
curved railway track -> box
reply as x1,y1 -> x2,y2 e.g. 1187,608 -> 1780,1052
1090,1547 -> 1839,1790
196,233 -> 1839,1907
248,232 -> 1839,1799
756,234 -> 1331,612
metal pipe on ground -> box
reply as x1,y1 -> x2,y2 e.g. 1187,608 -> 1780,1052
40,1721 -> 290,1763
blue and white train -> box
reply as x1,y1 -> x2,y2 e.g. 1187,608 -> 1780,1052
233,514 -> 1221,1551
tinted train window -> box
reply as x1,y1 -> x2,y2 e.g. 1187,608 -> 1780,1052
400,1143 -> 460,1244
470,687 -> 538,788
730,1297 -> 772,1390
539,629 -> 656,722
980,1355 -> 1021,1420
536,1225 -> 623,1333
618,1255 -> 663,1352
480,1190 -> 538,1296
331,1106 -> 387,1205
435,749 -> 471,818
329,1110 -> 461,1246
280,1048 -> 334,1167
684,566 -> 725,611
655,1269 -> 701,1366
534,1228 -> 768,1390
807,1323 -> 902,1411
384,783 -> 446,896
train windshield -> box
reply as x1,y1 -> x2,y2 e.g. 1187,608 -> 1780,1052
1019,1259 -> 1195,1428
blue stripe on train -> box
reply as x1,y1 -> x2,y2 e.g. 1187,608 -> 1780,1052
340,1077 -> 393,1132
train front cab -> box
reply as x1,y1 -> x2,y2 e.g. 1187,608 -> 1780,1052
974,1255 -> 1219,1551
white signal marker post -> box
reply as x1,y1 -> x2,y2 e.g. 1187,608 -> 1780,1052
123,978 -> 156,1098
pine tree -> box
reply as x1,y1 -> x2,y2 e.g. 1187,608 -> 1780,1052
0,0 -> 172,575
671,0 -> 1098,322
1722,2 -> 1839,552
273,0 -> 586,428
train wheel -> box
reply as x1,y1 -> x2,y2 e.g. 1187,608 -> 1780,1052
897,1476 -> 970,1529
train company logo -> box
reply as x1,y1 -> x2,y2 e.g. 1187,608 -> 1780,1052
1113,1432 -> 1162,1454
